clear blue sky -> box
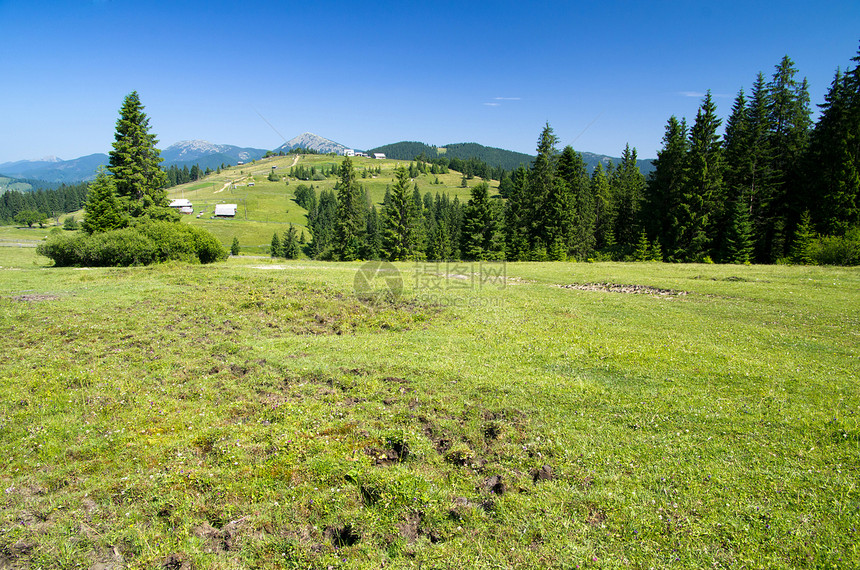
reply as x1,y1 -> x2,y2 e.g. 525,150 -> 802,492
1,0 -> 858,163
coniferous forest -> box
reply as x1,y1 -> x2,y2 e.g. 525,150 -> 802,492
292,48 -> 860,265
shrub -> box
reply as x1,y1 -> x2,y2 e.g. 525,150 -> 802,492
37,221 -> 227,267
37,229 -> 157,267
813,227 -> 860,266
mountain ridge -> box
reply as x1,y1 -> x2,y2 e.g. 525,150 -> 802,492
2,133 -> 655,186
274,132 -> 348,155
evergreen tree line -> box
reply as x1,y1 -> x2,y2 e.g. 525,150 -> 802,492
643,49 -> 860,264
289,164 -> 338,181
164,163 -> 224,187
293,157 -> 503,262
0,182 -> 89,223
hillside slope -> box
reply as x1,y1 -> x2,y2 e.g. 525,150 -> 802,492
368,141 -> 654,175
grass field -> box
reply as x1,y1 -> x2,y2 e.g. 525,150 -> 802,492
169,154 -> 497,250
1,245 -> 858,568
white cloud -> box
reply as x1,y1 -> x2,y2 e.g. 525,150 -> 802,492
494,97 -> 521,101
678,91 -> 732,99
484,102 -> 501,107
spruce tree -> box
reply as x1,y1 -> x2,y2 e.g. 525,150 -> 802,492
789,210 -> 816,264
283,224 -> 300,259
230,237 -> 240,256
363,205 -> 382,260
806,45 -> 860,235
762,56 -> 812,260
633,230 -> 650,262
723,199 -> 754,264
611,144 -> 646,256
528,123 -> 560,253
381,167 -> 418,261
645,116 -> 688,256
270,232 -> 282,258
108,91 -> 168,214
460,182 -> 503,260
81,168 -> 126,234
557,146 -> 593,259
675,92 -> 723,261
591,163 -> 615,256
334,157 -> 365,260
503,166 -> 530,261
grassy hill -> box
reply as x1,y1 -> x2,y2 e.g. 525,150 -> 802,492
368,141 -> 656,176
1,244 -> 858,568
168,153 -> 498,252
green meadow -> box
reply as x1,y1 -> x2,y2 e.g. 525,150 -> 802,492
1,243 -> 858,568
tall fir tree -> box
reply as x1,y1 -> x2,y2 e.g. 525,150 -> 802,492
675,92 -> 723,261
611,144 -> 646,256
460,182 -> 503,260
805,45 -> 860,235
334,157 -> 366,261
645,116 -> 689,256
381,167 -> 419,261
557,146 -> 594,260
591,163 -> 615,255
503,166 -> 530,261
108,91 -> 168,214
308,189 -> 338,259
527,123 -> 560,254
762,56 -> 812,261
363,205 -> 382,260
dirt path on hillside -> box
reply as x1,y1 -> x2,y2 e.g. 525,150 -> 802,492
214,155 -> 300,193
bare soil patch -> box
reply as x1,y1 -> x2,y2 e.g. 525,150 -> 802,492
9,293 -> 60,302
555,282 -> 687,296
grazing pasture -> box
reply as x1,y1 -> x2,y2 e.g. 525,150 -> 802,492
0,245 -> 858,568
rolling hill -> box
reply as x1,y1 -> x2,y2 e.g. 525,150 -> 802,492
367,141 -> 655,175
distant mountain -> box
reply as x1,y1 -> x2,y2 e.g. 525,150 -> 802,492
274,133 -> 348,155
0,153 -> 108,184
580,152 -> 655,177
367,141 -> 654,176
160,140 -> 268,170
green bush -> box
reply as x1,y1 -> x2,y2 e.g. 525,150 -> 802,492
37,221 -> 227,267
37,229 -> 158,267
813,227 -> 860,266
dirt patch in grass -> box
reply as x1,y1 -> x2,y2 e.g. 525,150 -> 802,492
9,293 -> 61,302
555,282 -> 688,296
193,519 -> 242,553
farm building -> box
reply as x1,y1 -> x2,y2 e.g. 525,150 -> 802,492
169,199 -> 192,209
373,153 -> 386,160
343,149 -> 355,157
214,204 -> 238,217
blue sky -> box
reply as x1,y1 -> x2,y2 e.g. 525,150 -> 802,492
1,0 -> 858,163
